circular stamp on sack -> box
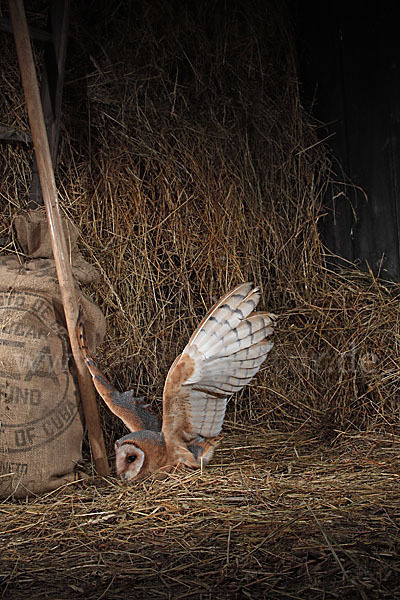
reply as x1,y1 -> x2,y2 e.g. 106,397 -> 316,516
0,291 -> 79,453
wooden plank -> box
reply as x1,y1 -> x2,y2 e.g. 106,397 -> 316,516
339,4 -> 400,279
294,0 -> 355,264
29,0 -> 70,208
294,0 -> 400,279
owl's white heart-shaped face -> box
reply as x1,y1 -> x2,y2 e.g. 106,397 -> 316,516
115,442 -> 145,481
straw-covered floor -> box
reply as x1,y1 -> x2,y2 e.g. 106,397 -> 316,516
1,430 -> 400,599
1,1 -> 400,598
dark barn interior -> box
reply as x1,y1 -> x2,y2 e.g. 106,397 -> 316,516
295,0 -> 400,280
1,1 -> 400,599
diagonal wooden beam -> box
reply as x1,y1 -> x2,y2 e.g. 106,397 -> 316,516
9,0 -> 110,477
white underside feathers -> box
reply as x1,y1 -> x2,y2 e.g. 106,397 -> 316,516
180,283 -> 276,439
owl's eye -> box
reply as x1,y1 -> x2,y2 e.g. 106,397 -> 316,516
127,455 -> 137,464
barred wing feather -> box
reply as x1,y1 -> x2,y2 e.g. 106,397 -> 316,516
162,283 -> 276,443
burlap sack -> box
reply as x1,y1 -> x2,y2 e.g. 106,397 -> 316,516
0,210 -> 106,498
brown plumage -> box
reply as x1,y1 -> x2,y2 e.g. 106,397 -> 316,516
77,283 -> 276,482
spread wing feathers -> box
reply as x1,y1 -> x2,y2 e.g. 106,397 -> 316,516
76,308 -> 161,433
162,283 -> 276,445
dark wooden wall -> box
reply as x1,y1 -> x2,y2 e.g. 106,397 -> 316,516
293,0 -> 400,280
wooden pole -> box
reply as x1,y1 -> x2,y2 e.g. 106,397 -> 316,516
9,0 -> 110,476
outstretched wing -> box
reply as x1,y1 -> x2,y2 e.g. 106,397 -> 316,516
76,308 -> 161,433
162,283 -> 276,450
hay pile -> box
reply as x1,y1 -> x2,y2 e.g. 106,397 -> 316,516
1,1 -> 400,598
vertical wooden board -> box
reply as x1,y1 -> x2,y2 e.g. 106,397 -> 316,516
294,0 -> 355,263
340,5 -> 400,278
294,0 -> 400,279
29,0 -> 70,209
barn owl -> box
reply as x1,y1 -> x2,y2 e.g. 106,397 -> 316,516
77,283 -> 276,482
